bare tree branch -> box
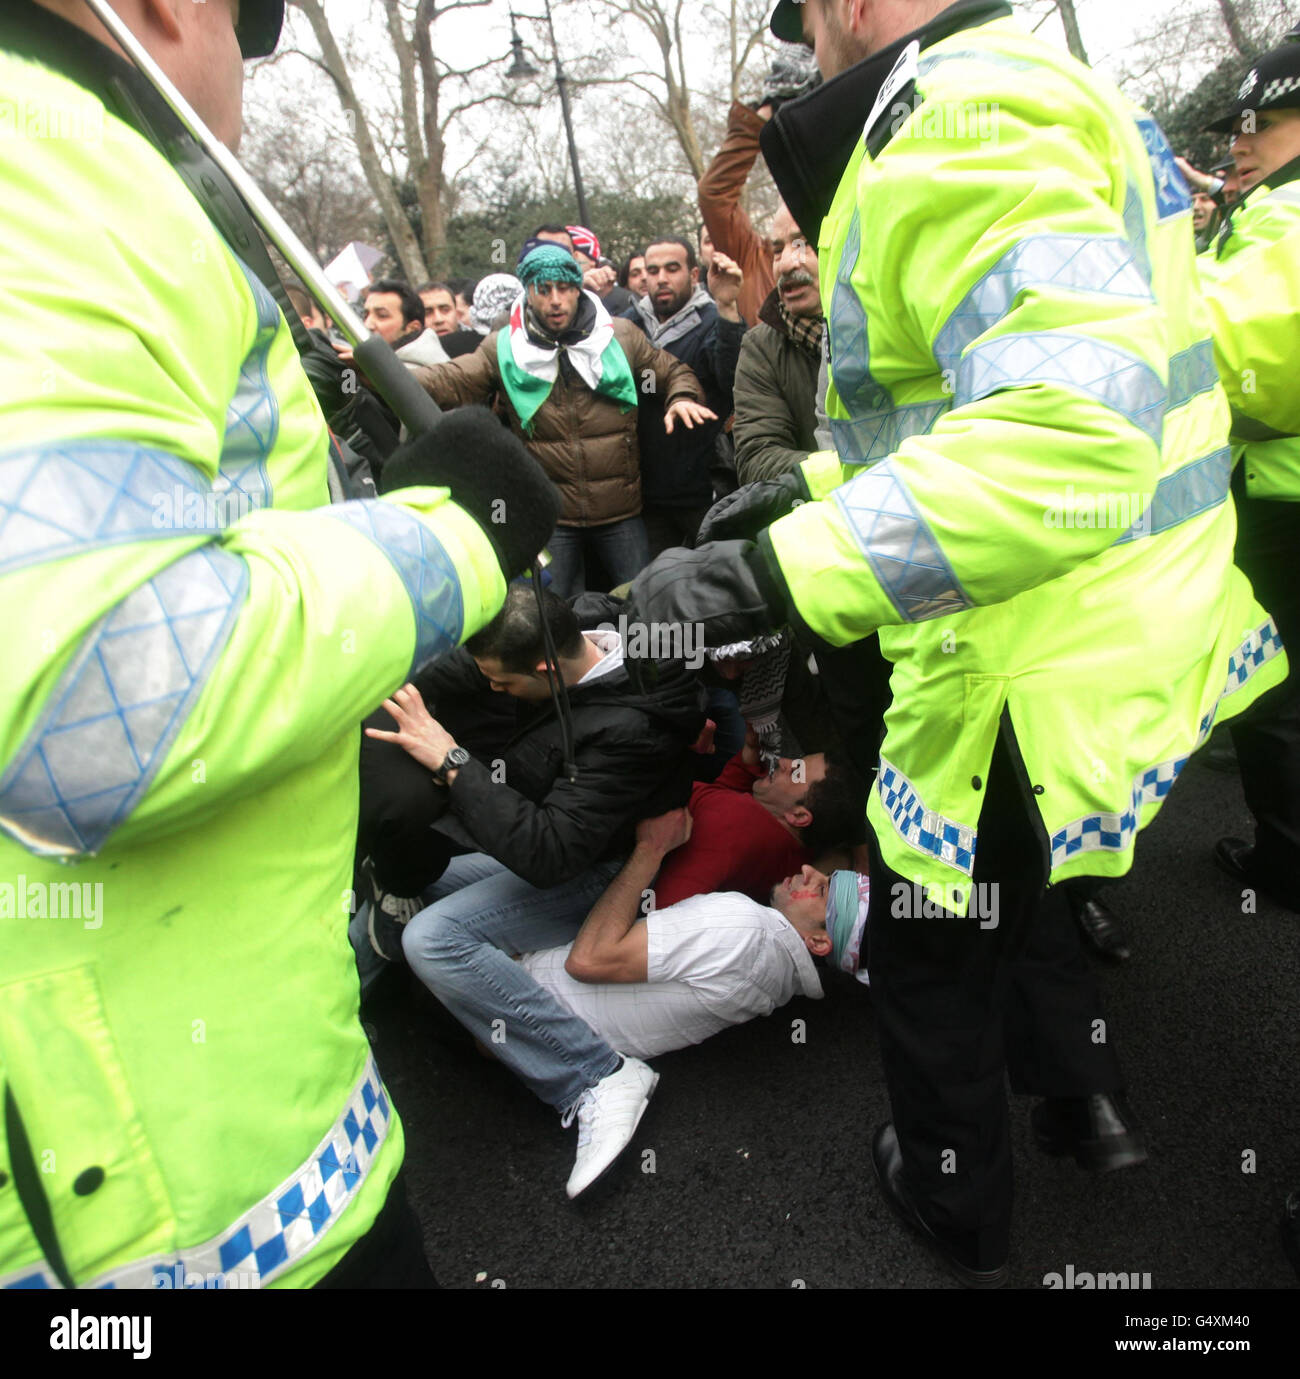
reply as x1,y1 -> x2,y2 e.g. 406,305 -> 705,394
288,0 -> 429,279
1054,0 -> 1090,64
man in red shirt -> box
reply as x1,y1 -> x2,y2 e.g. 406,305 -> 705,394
653,727 -> 865,908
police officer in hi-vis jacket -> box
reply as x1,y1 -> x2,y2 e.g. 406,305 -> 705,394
0,0 -> 556,1289
628,0 -> 1288,1285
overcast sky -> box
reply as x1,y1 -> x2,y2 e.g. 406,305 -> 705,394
383,0 -> 1211,190
271,0 -> 1236,220
415,0 -> 1201,84
1048,0 -> 1198,71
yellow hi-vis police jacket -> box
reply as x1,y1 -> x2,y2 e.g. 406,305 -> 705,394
1198,163 -> 1300,500
0,51 -> 505,1287
764,17 -> 1287,913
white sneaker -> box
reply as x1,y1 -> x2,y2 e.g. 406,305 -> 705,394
561,1057 -> 659,1199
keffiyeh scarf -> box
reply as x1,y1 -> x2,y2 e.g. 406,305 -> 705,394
707,631 -> 792,774
496,289 -> 638,433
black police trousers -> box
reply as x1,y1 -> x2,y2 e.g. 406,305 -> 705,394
866,712 -> 1124,1270
1228,469 -> 1300,907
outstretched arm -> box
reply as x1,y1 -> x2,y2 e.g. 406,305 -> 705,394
565,809 -> 692,983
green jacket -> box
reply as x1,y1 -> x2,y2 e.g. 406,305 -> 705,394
733,289 -> 821,483
1198,159 -> 1300,501
761,10 -> 1287,912
0,48 -> 505,1288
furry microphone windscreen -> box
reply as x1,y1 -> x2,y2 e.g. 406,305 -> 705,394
380,406 -> 560,579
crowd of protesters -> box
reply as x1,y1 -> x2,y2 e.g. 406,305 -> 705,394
264,29 -> 1300,1278
301,189 -> 885,1201
6,0 -> 1300,1301
14,0 -> 1300,1314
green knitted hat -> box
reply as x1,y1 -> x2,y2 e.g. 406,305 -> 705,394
518,244 -> 584,288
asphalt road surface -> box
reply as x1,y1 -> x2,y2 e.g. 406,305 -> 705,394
367,751 -> 1299,1292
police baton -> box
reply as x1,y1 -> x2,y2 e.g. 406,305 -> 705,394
83,0 -> 442,439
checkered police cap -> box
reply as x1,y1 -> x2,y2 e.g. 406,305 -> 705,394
1208,36 -> 1300,132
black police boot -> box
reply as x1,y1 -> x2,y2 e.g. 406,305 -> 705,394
1214,836 -> 1255,885
1282,1190 -> 1300,1280
871,1125 -> 1008,1288
1214,837 -> 1300,914
1066,887 -> 1131,963
1031,1093 -> 1148,1172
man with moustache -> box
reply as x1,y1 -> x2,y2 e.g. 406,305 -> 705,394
733,201 -> 824,483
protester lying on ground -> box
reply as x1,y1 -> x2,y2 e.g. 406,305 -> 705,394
519,813 -> 871,1063
651,724 -> 866,909
354,582 -> 706,1197
352,574 -> 705,951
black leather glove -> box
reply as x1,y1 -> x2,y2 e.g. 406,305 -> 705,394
695,468 -> 810,547
379,406 -> 560,581
625,540 -> 790,651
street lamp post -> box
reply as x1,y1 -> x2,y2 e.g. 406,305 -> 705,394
507,2 -> 591,230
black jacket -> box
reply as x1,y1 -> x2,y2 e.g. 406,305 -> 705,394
601,284 -> 637,316
433,640 -> 707,887
439,328 -> 483,359
622,296 -> 746,508
300,328 -> 398,478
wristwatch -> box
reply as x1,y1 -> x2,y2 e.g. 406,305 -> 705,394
433,746 -> 471,785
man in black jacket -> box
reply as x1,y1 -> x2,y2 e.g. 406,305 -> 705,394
624,237 -> 747,554
362,584 -> 706,1197
284,282 -> 396,486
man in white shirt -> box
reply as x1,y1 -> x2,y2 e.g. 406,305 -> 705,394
524,810 -> 871,1059
359,585 -> 706,1200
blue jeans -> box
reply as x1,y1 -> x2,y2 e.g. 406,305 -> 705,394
349,901 -> 386,999
401,853 -> 625,1110
546,517 -> 650,599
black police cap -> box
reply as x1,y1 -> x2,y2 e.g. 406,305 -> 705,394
1208,33 -> 1300,133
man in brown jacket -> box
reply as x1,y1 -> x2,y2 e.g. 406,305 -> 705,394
414,245 -> 711,597
696,48 -> 821,327
696,101 -> 773,329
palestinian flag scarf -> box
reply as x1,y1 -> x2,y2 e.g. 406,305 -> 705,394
497,289 -> 639,432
